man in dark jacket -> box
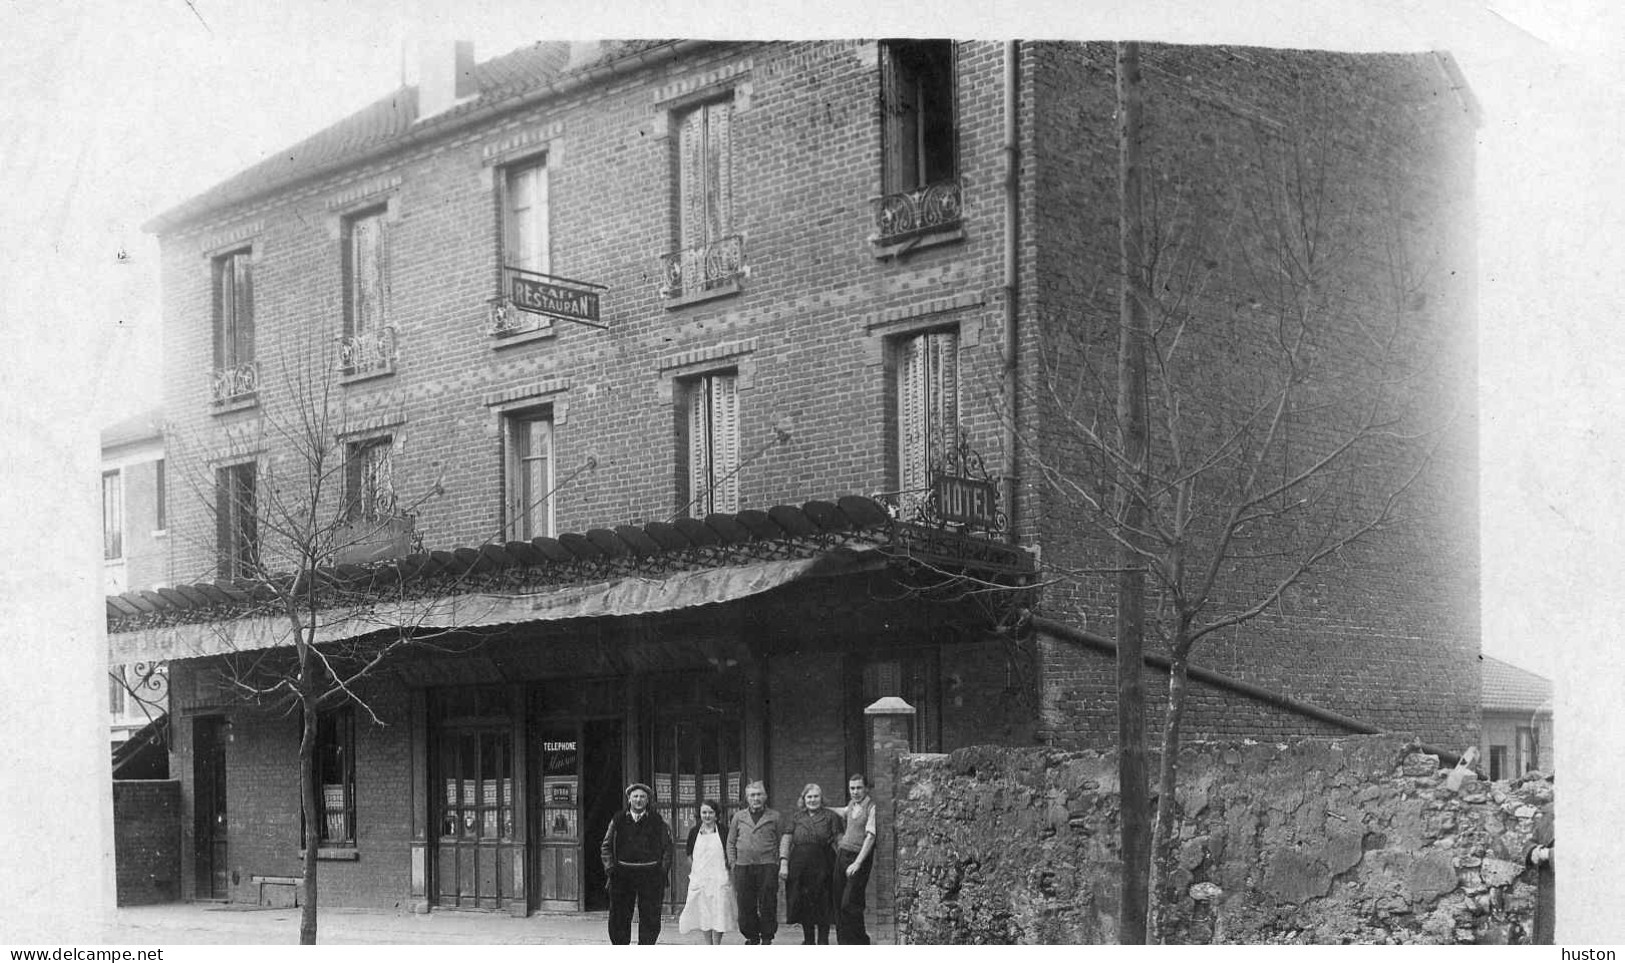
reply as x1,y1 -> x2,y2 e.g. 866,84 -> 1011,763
600,783 -> 672,944
727,780 -> 781,945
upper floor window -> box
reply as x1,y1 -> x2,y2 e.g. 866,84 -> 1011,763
504,410 -> 554,540
216,462 -> 258,580
212,249 -> 257,404
662,101 -> 743,301
340,207 -> 395,377
896,330 -> 959,506
102,470 -> 123,560
504,159 -> 550,275
875,41 -> 961,245
681,371 -> 740,517
344,436 -> 396,523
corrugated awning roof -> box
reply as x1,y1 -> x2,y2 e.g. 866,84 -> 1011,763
106,495 -> 1035,665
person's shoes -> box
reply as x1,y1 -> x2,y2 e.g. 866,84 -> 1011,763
761,939 -> 773,945
745,940 -> 760,945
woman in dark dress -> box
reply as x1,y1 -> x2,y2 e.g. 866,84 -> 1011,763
778,782 -> 844,944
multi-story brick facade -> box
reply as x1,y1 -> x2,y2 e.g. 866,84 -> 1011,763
112,40 -> 1478,925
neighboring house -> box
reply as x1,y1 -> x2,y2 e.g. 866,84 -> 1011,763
1480,654 -> 1553,779
110,41 -> 1479,919
102,408 -> 171,752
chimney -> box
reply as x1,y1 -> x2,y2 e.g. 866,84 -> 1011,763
418,40 -> 476,122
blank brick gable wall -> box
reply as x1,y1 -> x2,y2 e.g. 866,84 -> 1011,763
1025,43 -> 1479,751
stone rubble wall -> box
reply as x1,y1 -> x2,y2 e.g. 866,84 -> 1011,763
892,735 -> 1551,944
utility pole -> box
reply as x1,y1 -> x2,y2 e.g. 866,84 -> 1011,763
1114,39 -> 1151,946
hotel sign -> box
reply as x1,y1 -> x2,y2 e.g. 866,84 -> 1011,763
933,473 -> 1000,531
507,268 -> 606,329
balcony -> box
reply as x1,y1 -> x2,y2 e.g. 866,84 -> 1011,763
870,177 -> 964,249
659,234 -> 745,306
339,325 -> 398,381
211,361 -> 259,408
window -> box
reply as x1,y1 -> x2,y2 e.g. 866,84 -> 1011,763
313,707 -> 356,846
212,249 -> 255,402
216,462 -> 257,580
1488,744 -> 1507,781
102,470 -> 124,560
340,208 -> 394,376
344,208 -> 388,337
344,436 -> 396,523
682,372 -> 740,517
154,459 -> 166,531
896,330 -> 959,507
108,666 -> 127,716
663,100 -> 742,299
880,40 -> 956,195
504,159 -> 550,275
505,411 -> 554,539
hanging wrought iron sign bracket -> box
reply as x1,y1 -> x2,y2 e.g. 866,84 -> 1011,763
503,266 -> 609,329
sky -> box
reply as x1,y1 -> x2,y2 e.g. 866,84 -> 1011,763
2,0 -> 1621,941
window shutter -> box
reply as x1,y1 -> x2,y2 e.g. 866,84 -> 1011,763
234,254 -> 255,366
529,420 -> 552,538
679,109 -> 707,251
711,373 -> 740,513
709,103 -> 733,239
925,331 -> 959,471
688,378 -> 710,516
898,335 -> 926,496
215,468 -> 232,578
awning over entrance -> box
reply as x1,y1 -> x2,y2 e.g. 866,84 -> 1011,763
109,548 -> 882,665
106,495 -> 1036,665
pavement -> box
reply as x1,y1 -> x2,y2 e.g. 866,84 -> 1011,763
101,903 -> 714,945
98,903 -> 897,945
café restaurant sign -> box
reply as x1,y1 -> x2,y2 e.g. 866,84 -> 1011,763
507,267 -> 606,329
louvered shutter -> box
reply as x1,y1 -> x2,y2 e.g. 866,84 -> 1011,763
881,45 -> 922,193
711,373 -> 740,512
898,335 -> 927,498
233,254 -> 255,366
679,108 -> 707,252
215,468 -> 232,578
709,103 -> 732,239
351,214 -> 382,336
925,331 -> 959,471
688,378 -> 711,516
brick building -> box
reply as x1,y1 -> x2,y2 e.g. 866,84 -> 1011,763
102,407 -> 172,750
109,41 -> 1478,922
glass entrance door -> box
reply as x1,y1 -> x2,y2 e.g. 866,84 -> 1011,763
431,687 -> 520,910
649,673 -> 744,908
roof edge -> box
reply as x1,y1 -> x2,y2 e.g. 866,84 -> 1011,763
143,39 -> 717,236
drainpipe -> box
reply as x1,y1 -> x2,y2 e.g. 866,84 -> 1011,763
1001,41 -> 1021,545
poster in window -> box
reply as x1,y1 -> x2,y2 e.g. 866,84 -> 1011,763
548,809 -> 578,839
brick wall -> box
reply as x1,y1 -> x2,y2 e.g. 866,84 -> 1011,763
893,737 -> 1552,944
113,779 -> 182,905
156,41 -> 1026,588
1025,43 -> 1480,752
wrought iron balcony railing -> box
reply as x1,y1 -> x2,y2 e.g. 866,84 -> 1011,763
339,325 -> 398,376
871,177 -> 963,245
659,234 -> 745,300
211,361 -> 259,405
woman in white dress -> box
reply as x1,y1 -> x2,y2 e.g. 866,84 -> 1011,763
678,799 -> 738,944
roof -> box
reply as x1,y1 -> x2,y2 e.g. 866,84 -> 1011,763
144,40 -> 690,234
101,407 -> 164,451
1481,654 -> 1553,714
104,495 -> 1035,649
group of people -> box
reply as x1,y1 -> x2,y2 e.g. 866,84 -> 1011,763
599,775 -> 878,945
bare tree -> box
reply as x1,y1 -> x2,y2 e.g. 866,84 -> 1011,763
160,324 -> 581,943
1025,68 -> 1453,942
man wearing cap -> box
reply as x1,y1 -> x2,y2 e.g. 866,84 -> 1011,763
600,782 -> 673,944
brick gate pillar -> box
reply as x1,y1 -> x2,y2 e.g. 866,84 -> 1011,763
865,696 -> 915,945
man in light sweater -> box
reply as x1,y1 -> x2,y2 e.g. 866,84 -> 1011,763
831,774 -> 877,944
726,780 -> 781,945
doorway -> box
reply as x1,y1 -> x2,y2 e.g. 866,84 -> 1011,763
581,717 -> 624,911
192,716 -> 229,899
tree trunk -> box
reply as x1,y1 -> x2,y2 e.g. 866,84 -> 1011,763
298,655 -> 320,944
1147,647 -> 1191,943
1114,39 -> 1151,947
